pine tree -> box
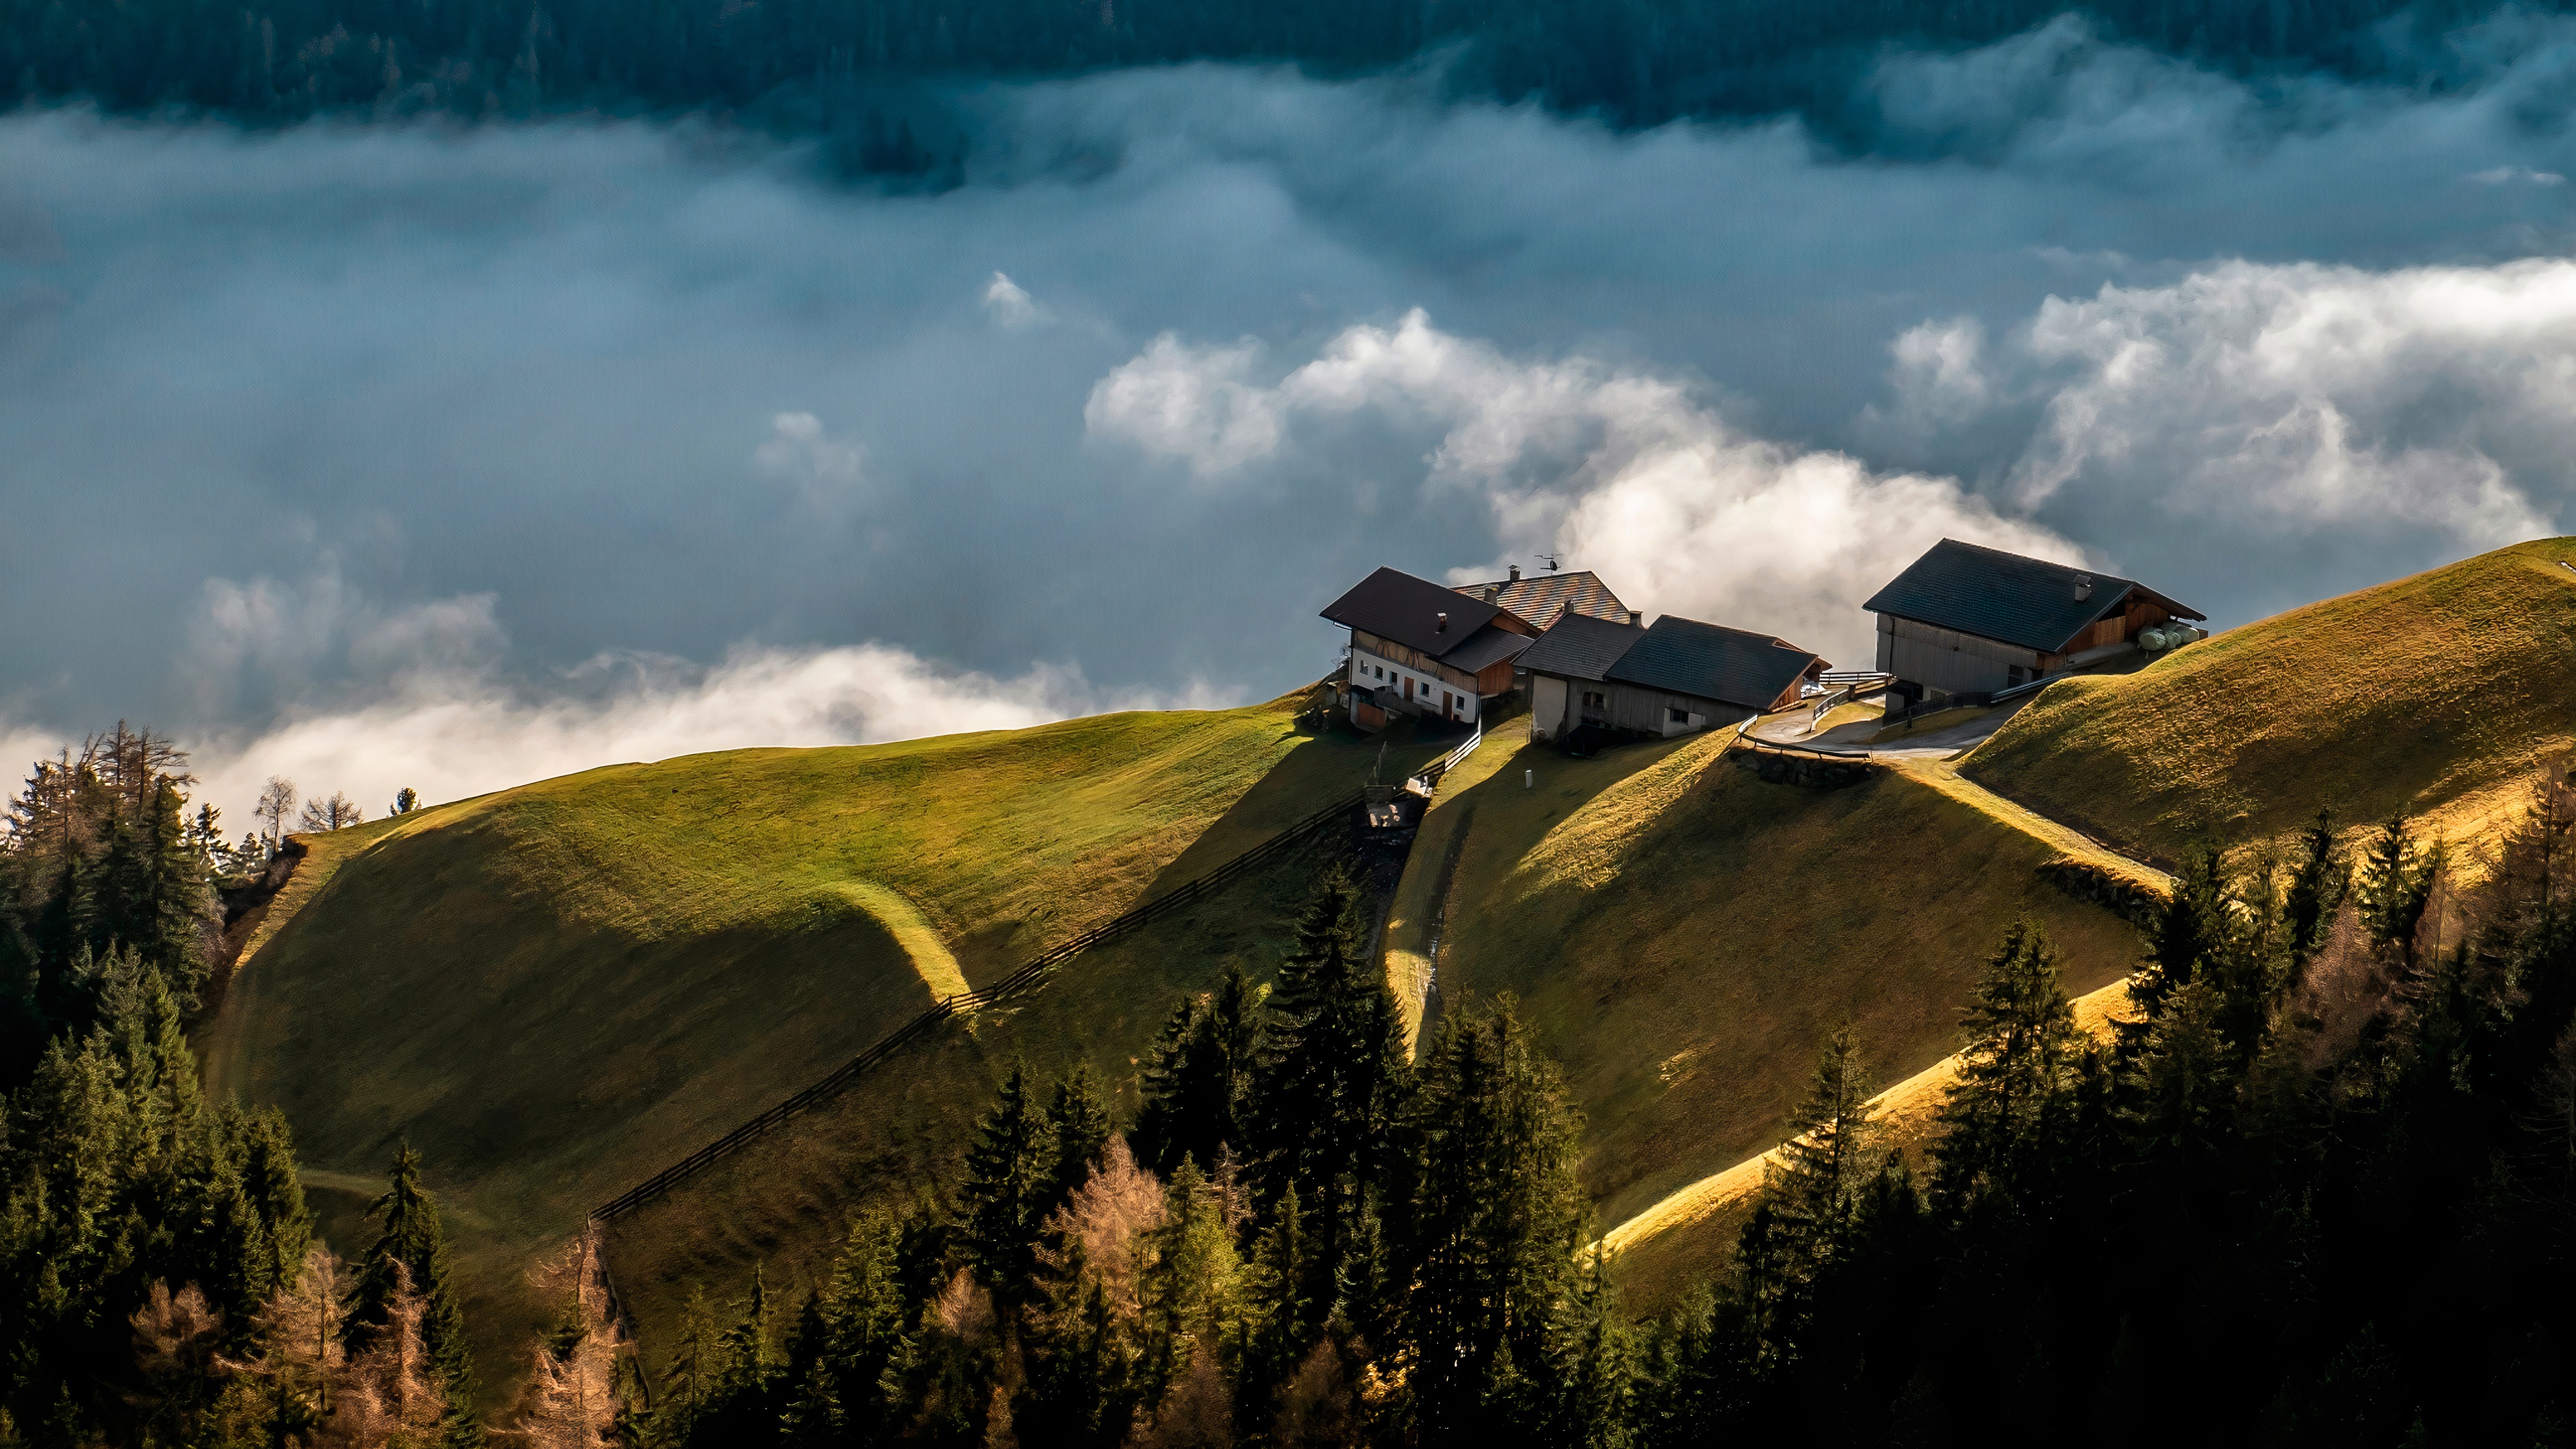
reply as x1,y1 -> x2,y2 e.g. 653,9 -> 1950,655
2284,808 -> 2347,972
2135,839 -> 2227,1022
2358,814 -> 2444,963
1392,997 -> 1589,1444
660,1283 -> 731,1440
786,1210 -> 912,1447
1931,922 -> 2082,1216
343,1140 -> 481,1445
1045,1062 -> 1112,1216
1248,867 -> 1410,1271
961,1059 -> 1053,1295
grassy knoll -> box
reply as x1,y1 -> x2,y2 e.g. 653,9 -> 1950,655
1423,734 -> 2141,1311
1601,975 -> 2137,1300
601,829 -> 1348,1361
196,698 -> 1430,1405
1963,538 -> 2576,863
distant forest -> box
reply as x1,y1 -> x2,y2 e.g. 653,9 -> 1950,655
0,0 -> 2553,148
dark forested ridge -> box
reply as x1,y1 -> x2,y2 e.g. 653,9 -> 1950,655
0,0 -> 2551,148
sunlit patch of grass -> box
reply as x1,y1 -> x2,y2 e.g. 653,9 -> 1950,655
1964,538 -> 2576,863
1426,739 -> 2141,1313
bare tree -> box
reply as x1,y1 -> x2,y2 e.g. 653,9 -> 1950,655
297,791 -> 364,834
255,778 -> 298,856
508,1225 -> 627,1448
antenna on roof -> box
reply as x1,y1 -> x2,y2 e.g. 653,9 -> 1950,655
1536,553 -> 1560,572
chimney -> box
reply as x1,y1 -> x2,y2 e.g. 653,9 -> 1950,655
1436,611 -> 1449,633
1509,564 -> 1521,582
2072,574 -> 2093,602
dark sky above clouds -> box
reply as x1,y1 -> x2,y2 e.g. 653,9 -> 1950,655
7,15 -> 2576,820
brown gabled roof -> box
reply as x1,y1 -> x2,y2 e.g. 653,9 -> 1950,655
1454,570 -> 1634,630
1322,567 -> 1525,660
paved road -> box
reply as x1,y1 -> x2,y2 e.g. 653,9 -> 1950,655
1748,696 -> 2033,759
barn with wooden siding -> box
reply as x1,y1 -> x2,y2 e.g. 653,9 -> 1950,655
1321,566 -> 1539,731
1864,539 -> 2206,705
1521,611 -> 1827,743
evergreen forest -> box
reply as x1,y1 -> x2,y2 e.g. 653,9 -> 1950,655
7,722 -> 2576,1446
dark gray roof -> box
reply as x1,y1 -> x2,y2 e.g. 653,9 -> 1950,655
1604,616 -> 1826,713
1440,625 -> 1537,675
1320,567 -> 1514,660
1517,612 -> 1647,682
1862,539 -> 2205,653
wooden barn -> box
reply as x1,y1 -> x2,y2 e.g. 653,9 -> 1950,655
1520,611 -> 1827,743
1863,539 -> 2205,706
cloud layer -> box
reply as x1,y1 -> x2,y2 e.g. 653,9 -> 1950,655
9,17 -> 2576,817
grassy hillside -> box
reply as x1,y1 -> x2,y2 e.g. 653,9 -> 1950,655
1411,733 -> 2143,1311
1601,974 -> 2137,1304
1964,537 -> 2576,863
601,828 -> 1346,1362
197,698 -> 1430,1402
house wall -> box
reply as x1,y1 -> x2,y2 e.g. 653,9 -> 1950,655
1529,674 -> 1571,741
1350,629 -> 1484,694
1876,615 -> 2046,700
1348,643 -> 1482,725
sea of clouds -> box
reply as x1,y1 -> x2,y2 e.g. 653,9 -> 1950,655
7,13 -> 2576,823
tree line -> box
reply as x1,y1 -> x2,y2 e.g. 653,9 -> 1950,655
0,0 -> 2550,152
1,726 -> 412,1089
9,728 -> 2576,1444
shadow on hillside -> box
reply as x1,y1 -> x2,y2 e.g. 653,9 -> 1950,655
1142,715 -> 1446,901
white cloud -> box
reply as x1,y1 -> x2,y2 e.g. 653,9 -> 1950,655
2468,166 -> 2565,185
1997,259 -> 2566,547
983,270 -> 1050,329
1089,309 -> 2082,663
1084,333 -> 1283,477
754,411 -> 869,508
180,641 -> 1224,830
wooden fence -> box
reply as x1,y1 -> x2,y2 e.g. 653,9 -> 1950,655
590,788 -> 1368,1222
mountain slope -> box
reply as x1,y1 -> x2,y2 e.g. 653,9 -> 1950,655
196,698 -> 1427,1399
1963,537 -> 2576,863
1410,733 -> 2143,1309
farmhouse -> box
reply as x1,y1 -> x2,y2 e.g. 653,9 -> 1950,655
1323,566 -> 1539,731
1864,539 -> 2206,706
1452,566 -> 1636,629
1521,611 -> 1828,743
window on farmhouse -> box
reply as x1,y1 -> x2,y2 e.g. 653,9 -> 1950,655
1582,691 -> 1605,708
2008,665 -> 2027,686
1668,707 -> 1688,724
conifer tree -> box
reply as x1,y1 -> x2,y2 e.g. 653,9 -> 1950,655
344,1140 -> 481,1446
1931,922 -> 2082,1216
660,1284 -> 731,1440
1045,1062 -> 1112,1216
786,1210 -> 912,1447
2284,808 -> 2348,971
2134,839 -> 2227,1022
1249,867 -> 1410,1271
2358,814 -> 2445,963
1392,997 -> 1589,1444
961,1059 -> 1053,1294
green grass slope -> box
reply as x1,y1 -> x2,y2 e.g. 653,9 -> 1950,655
1422,734 -> 2141,1311
1963,538 -> 2576,863
601,828 -> 1346,1362
197,699 -> 1429,1402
